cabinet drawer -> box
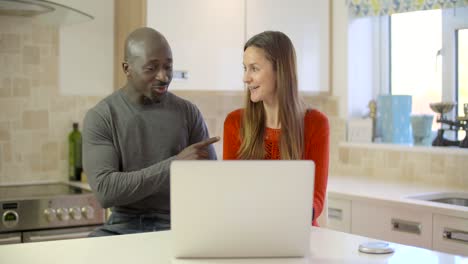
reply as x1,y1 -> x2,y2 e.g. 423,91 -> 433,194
352,201 -> 432,249
433,214 -> 468,256
327,197 -> 351,232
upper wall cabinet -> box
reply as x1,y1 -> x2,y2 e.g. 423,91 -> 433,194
58,0 -> 114,96
147,0 -> 329,92
147,0 -> 245,91
246,0 -> 329,93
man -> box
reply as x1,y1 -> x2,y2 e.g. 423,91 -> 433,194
83,27 -> 219,236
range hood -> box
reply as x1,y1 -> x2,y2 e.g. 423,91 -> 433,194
0,0 -> 93,25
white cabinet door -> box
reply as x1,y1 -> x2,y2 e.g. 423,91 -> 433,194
147,0 -> 329,92
433,214 -> 468,256
327,197 -> 351,233
58,0 -> 114,96
147,0 -> 244,91
352,201 -> 432,249
246,0 -> 329,92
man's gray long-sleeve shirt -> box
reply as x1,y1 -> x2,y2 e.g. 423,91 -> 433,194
83,89 -> 216,218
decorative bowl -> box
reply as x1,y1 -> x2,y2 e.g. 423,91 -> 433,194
429,102 -> 456,115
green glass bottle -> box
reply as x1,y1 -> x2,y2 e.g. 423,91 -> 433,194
69,122 -> 83,181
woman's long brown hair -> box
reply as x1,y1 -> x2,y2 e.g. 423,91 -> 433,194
238,31 -> 305,160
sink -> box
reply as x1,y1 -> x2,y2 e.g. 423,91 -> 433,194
429,198 -> 468,207
406,192 -> 468,208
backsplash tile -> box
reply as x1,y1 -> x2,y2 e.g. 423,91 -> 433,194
22,46 -> 40,65
0,144 -> 2,172
41,142 -> 59,171
12,77 -> 31,97
0,127 -> 9,141
2,142 -> 12,163
336,143 -> 468,187
0,17 -> 105,185
0,78 -> 12,97
25,153 -> 41,172
22,110 -> 49,129
0,33 -> 21,53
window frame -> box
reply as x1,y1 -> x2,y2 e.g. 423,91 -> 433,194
377,7 -> 468,121
442,7 -> 468,119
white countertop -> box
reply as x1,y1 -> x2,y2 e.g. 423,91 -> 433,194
70,176 -> 468,216
67,181 -> 92,191
1,227 -> 466,264
339,142 -> 468,155
328,176 -> 468,218
68,177 -> 468,217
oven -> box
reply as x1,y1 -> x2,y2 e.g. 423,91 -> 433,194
0,183 -> 105,244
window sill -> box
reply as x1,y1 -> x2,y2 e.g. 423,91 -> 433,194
339,142 -> 468,155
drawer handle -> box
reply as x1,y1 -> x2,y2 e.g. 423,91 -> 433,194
443,229 -> 468,243
391,218 -> 421,235
328,208 -> 343,220
26,231 -> 91,242
0,235 -> 21,244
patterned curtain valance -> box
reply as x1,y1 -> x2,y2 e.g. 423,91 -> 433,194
348,0 -> 468,17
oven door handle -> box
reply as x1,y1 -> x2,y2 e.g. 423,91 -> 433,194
27,231 -> 91,242
0,235 -> 22,244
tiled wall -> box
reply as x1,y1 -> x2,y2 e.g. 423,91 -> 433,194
335,144 -> 468,187
0,17 -> 104,185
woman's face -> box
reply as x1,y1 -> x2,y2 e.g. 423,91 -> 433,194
243,47 -> 276,105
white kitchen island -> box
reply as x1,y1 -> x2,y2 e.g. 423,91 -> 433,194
0,227 -> 466,264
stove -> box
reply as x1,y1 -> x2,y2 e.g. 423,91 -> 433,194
0,183 -> 105,244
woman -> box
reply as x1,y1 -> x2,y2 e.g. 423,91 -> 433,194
223,31 -> 329,226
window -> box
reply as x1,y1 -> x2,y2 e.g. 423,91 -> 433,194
457,28 -> 468,117
456,28 -> 467,139
390,10 -> 442,130
388,7 -> 468,137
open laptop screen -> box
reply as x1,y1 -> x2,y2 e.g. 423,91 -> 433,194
170,160 -> 315,259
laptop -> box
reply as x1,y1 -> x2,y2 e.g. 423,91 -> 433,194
170,160 -> 315,261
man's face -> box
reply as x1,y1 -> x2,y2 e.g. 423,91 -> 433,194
126,43 -> 173,102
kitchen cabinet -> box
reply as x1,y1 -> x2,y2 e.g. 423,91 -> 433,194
246,0 -> 329,92
146,0 -> 329,92
328,191 -> 468,255
114,0 -> 147,89
147,0 -> 245,91
327,177 -> 468,256
58,0 -> 114,96
327,197 -> 351,232
433,214 -> 468,256
351,201 -> 433,249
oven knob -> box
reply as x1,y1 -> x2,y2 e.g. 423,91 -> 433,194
2,210 -> 19,228
81,206 -> 95,219
56,208 -> 70,221
69,207 -> 82,220
43,208 -> 57,222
